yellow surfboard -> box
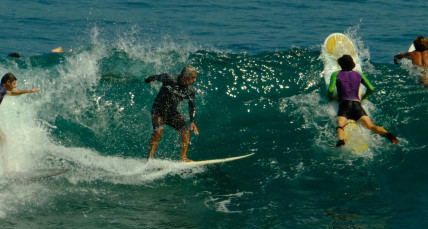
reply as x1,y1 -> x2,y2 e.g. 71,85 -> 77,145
324,33 -> 356,58
322,33 -> 363,89
343,120 -> 369,154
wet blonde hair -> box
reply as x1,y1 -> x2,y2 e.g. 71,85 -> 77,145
180,65 -> 197,78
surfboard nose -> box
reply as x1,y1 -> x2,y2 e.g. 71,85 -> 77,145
325,33 -> 356,58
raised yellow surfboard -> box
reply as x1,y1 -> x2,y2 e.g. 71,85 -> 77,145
324,33 -> 356,58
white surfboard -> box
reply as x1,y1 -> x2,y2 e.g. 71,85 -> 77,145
183,153 -> 254,166
408,43 -> 415,52
321,33 -> 370,154
2,168 -> 69,181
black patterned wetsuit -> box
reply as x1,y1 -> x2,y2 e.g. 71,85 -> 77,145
145,73 -> 195,133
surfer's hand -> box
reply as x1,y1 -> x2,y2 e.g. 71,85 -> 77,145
190,122 -> 199,135
145,78 -> 153,84
30,88 -> 40,93
394,56 -> 399,64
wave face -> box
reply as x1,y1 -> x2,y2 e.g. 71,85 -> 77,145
0,29 -> 427,228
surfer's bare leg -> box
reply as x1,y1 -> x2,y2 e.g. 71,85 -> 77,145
335,116 -> 348,147
357,116 -> 387,135
358,116 -> 398,143
180,130 -> 193,162
336,116 -> 348,141
147,129 -> 163,160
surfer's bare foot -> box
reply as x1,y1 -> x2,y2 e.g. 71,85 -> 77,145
335,140 -> 345,147
180,157 -> 194,162
385,133 -> 398,144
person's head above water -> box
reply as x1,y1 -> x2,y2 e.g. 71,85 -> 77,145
413,36 -> 428,52
1,73 -> 18,91
179,65 -> 197,86
338,55 -> 355,71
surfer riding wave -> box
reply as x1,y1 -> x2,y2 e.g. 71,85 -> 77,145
145,65 -> 199,162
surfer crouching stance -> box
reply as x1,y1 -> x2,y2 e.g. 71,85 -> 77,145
0,73 -> 40,173
328,55 -> 398,147
145,65 -> 199,162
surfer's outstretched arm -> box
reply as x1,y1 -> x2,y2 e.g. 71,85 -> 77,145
394,53 -> 409,64
7,88 -> 40,96
145,73 -> 170,84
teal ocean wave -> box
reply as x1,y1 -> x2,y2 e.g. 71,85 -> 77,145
0,37 -> 427,227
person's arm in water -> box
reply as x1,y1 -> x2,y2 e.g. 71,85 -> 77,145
327,71 -> 338,101
394,53 -> 405,64
359,72 -> 374,100
6,88 -> 40,96
394,52 -> 412,64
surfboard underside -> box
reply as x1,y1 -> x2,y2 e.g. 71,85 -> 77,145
2,168 -> 69,181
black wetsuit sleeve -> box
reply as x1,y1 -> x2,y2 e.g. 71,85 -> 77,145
189,91 -> 196,122
145,73 -> 169,83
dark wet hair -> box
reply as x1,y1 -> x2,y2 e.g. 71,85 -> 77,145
1,73 -> 17,84
7,52 -> 21,58
413,36 -> 427,51
338,55 -> 355,71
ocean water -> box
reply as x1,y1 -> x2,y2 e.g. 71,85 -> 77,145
0,0 -> 427,228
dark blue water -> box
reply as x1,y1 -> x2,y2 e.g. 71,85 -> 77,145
0,0 -> 427,228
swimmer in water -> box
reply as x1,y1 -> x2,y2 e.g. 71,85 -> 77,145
394,36 -> 428,88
